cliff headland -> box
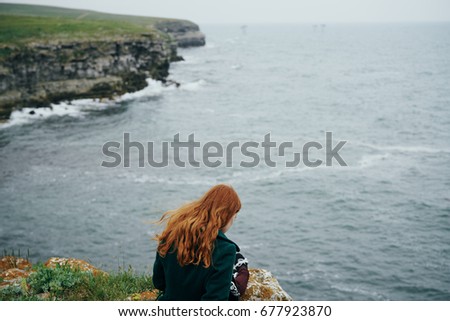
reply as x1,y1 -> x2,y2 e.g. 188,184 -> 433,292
0,256 -> 293,301
0,3 -> 205,119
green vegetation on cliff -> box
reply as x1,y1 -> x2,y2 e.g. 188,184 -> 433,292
1,261 -> 154,301
0,15 -> 157,45
0,3 -> 195,45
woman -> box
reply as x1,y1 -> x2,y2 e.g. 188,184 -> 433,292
152,184 -> 247,300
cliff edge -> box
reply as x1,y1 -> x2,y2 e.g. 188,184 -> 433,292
0,3 -> 205,120
0,256 -> 292,301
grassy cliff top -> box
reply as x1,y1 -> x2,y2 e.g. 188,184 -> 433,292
0,3 -> 195,45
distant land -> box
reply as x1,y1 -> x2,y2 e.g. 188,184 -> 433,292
0,3 -> 205,119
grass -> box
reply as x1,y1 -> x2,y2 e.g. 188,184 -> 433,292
0,262 -> 154,301
0,3 -> 179,24
0,15 -> 157,45
0,3 -> 189,45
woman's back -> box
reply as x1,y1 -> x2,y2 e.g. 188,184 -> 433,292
153,230 -> 238,300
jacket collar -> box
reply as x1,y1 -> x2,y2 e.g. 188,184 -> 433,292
218,230 -> 240,252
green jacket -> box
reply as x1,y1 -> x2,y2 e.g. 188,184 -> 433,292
152,230 -> 238,300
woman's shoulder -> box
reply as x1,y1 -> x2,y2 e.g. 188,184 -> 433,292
215,230 -> 240,253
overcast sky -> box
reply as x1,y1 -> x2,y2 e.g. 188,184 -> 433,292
3,0 -> 450,24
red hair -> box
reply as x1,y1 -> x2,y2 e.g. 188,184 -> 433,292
155,184 -> 241,268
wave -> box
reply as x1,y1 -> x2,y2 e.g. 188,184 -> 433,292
127,165 -> 323,187
120,153 -> 396,187
119,79 -> 170,101
0,78 -> 206,129
0,103 -> 88,129
172,53 -> 202,65
357,153 -> 390,168
205,43 -> 217,49
225,167 -> 312,184
231,64 -> 243,70
132,173 -> 218,186
330,283 -> 387,300
179,79 -> 206,91
0,97 -> 125,129
0,80 -> 163,129
356,142 -> 450,154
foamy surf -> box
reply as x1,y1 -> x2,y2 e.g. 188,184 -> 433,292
132,173 -> 219,186
119,79 -> 171,101
129,166 -> 318,187
0,79 -> 176,129
179,79 -> 206,91
205,43 -> 217,49
0,97 -> 125,129
0,104 -> 88,129
357,153 -> 390,168
356,142 -> 450,154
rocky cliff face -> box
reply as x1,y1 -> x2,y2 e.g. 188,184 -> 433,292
154,20 -> 206,47
0,24 -> 205,120
0,36 -> 173,119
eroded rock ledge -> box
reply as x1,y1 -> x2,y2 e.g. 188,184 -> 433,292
154,20 -> 206,48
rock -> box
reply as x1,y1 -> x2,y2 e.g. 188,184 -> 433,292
0,268 -> 31,280
163,79 -> 181,88
0,256 -> 32,272
241,268 -> 293,301
154,20 -> 206,48
127,268 -> 292,301
37,292 -> 51,300
44,257 -> 107,276
126,289 -> 160,301
0,268 -> 31,289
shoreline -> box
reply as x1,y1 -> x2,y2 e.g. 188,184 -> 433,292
0,3 -> 205,120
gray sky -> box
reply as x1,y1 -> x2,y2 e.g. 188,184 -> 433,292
3,0 -> 450,24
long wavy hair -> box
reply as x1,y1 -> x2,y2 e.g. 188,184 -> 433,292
155,184 -> 241,268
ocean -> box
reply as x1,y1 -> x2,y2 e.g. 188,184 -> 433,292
1,23 -> 449,300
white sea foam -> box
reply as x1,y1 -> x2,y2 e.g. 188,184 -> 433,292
330,284 -> 386,300
203,108 -> 215,114
0,78 -> 203,129
357,153 -> 390,168
133,174 -> 218,186
205,43 -> 217,49
239,242 -> 265,250
358,142 -> 450,154
180,79 -> 206,91
0,97 -> 126,129
225,37 -> 240,44
173,53 -> 201,65
130,165 -> 317,187
225,169 -> 286,184
1,104 -> 87,128
119,79 -> 169,101
65,98 -> 116,109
